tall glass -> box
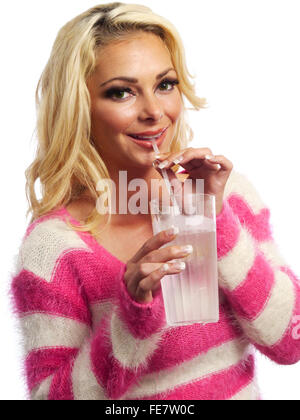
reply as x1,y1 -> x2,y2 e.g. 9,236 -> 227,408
150,192 -> 219,326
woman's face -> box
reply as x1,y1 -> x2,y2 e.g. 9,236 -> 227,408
87,32 -> 183,172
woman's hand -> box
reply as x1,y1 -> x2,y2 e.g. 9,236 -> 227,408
153,147 -> 233,216
124,227 -> 193,304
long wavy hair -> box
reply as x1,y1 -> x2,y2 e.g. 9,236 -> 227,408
25,2 -> 207,239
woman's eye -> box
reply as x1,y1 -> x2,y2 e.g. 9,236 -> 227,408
105,88 -> 133,100
113,90 -> 130,99
158,79 -> 179,92
104,79 -> 179,101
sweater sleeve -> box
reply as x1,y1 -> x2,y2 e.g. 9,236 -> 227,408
216,172 -> 300,365
10,246 -> 166,400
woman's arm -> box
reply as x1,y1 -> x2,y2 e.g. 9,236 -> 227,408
216,171 -> 300,365
10,245 -> 166,400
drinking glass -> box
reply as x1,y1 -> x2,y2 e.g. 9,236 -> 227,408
150,192 -> 219,326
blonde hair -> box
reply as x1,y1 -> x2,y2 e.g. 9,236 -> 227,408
25,2 -> 207,238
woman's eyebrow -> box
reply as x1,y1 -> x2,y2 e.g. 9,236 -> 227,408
100,67 -> 176,87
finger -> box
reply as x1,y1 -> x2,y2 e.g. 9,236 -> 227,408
153,165 -> 190,216
125,261 -> 162,302
154,148 -> 213,167
205,155 -> 233,172
143,242 -> 194,264
179,149 -> 215,171
136,261 -> 186,298
154,153 -> 186,170
152,156 -> 185,172
202,160 -> 222,171
155,148 -> 214,171
130,225 -> 179,264
153,164 -> 183,197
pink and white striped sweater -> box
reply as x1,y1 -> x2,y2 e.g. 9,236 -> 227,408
10,170 -> 300,400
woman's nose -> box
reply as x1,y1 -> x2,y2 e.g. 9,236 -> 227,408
138,94 -> 163,121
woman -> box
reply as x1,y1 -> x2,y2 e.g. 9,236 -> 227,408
10,2 -> 300,400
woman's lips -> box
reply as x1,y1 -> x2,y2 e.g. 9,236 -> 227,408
127,128 -> 168,149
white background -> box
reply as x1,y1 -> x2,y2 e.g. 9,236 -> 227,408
1,0 -> 300,400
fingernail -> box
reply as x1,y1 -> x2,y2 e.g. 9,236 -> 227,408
180,245 -> 193,254
161,263 -> 169,272
173,155 -> 184,165
158,160 -> 170,169
205,155 -> 214,160
166,225 -> 179,237
173,261 -> 186,270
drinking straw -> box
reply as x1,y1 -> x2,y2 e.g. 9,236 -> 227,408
151,140 -> 180,215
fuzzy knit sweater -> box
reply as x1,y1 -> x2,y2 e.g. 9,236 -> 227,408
10,170 -> 300,400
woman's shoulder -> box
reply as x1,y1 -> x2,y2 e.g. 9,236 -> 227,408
14,207 -> 94,281
26,206 -> 90,246
224,169 -> 267,213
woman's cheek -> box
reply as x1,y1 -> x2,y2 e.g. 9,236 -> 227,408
162,93 -> 183,121
92,100 -> 138,133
